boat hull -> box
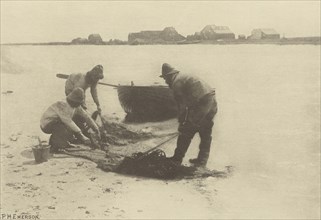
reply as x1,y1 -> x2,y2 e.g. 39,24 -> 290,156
117,85 -> 178,121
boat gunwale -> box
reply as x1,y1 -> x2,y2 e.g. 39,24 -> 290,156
117,85 -> 169,89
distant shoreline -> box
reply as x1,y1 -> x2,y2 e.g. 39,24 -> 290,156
2,37 -> 320,46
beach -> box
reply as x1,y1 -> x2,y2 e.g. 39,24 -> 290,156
1,44 -> 320,219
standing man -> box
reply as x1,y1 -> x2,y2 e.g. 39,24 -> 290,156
65,65 -> 104,113
40,88 -> 100,152
159,63 -> 218,167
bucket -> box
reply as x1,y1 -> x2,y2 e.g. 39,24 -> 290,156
32,145 -> 51,163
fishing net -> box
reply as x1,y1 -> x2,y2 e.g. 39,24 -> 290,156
115,149 -> 229,180
63,146 -> 230,180
116,149 -> 182,179
91,111 -> 154,148
64,113 -> 230,180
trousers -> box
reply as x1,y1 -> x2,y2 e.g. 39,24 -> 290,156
41,121 -> 74,152
173,96 -> 217,166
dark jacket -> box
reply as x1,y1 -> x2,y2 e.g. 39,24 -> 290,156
171,73 -> 217,126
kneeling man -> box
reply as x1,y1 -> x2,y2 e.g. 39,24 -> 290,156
40,88 -> 100,152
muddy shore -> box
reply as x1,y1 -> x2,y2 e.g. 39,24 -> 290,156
1,45 -> 320,219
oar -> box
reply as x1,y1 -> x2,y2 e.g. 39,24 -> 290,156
56,73 -> 119,88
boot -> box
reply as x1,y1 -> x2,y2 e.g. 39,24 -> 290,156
168,135 -> 193,165
49,134 -> 63,153
167,156 -> 183,165
189,158 -> 201,165
49,123 -> 73,153
194,137 -> 212,167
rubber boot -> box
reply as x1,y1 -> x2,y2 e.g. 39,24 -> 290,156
49,133 -> 69,153
194,111 -> 214,167
49,135 -> 59,153
195,136 -> 212,167
189,158 -> 200,165
169,134 -> 193,164
49,123 -> 73,153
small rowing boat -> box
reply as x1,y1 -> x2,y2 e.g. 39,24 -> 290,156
117,85 -> 178,121
57,73 -> 178,121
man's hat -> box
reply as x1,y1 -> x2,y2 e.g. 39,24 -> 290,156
159,63 -> 179,78
87,65 -> 104,80
67,88 -> 85,104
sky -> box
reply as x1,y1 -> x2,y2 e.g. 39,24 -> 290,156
1,1 -> 320,43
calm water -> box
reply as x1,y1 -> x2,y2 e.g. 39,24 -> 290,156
1,45 -> 320,218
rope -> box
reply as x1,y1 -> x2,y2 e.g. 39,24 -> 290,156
137,133 -> 178,160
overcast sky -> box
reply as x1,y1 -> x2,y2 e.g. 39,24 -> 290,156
1,1 -> 320,43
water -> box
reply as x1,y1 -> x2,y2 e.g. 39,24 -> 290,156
1,45 -> 320,218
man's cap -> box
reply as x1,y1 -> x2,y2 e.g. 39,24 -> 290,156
87,64 -> 104,80
67,87 -> 85,104
159,63 -> 179,78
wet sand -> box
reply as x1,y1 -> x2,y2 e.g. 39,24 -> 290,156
1,45 -> 320,219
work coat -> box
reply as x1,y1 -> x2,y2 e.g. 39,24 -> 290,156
65,73 -> 100,107
171,73 -> 217,126
40,100 -> 98,134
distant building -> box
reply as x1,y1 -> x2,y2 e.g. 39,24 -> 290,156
128,27 -> 185,44
238,34 -> 246,40
88,34 -> 103,44
71,34 -> 104,45
187,32 -> 201,41
160,27 -> 185,42
249,29 -> 280,40
106,39 -> 127,45
200,25 -> 235,40
128,31 -> 162,43
71,37 -> 89,44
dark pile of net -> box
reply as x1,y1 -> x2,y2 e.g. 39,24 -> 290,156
115,149 -> 228,180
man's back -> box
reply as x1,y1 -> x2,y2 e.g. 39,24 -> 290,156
65,73 -> 89,96
171,73 -> 214,108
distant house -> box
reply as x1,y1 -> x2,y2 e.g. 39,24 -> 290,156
160,27 -> 185,42
106,39 -> 127,45
187,32 -> 201,41
249,29 -> 280,40
238,34 -> 246,40
88,34 -> 103,44
71,34 -> 104,45
200,25 -> 235,40
128,27 -> 185,44
128,31 -> 162,43
71,37 -> 89,44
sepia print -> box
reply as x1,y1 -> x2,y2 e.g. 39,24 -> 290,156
1,1 -> 320,219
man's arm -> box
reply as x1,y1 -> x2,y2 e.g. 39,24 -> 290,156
59,115 -> 90,144
175,97 -> 186,123
172,81 -> 188,123
90,84 -> 100,109
59,112 -> 82,133
75,106 -> 100,134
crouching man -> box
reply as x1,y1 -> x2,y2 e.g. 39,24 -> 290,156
40,88 -> 101,153
159,63 -> 218,168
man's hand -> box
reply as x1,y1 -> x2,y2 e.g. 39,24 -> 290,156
178,121 -> 198,134
76,132 -> 91,145
89,127 -> 101,141
178,106 -> 189,124
178,112 -> 185,123
82,137 -> 91,146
